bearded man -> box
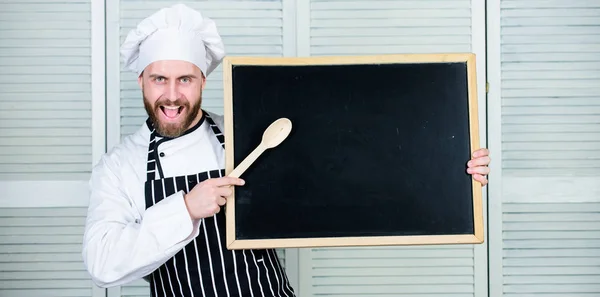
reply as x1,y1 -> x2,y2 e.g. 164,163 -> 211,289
82,4 -> 296,297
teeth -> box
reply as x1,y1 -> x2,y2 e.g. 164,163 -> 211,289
163,106 -> 180,110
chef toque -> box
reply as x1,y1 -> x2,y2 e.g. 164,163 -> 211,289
120,3 -> 225,77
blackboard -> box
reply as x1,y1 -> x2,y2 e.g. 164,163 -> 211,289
222,54 -> 483,249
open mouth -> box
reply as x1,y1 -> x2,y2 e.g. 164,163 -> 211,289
160,106 -> 184,119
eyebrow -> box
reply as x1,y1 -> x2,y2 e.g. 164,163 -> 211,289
148,74 -> 198,79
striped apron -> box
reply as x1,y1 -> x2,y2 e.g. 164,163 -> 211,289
144,112 -> 295,297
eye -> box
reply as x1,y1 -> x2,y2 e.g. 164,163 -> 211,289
180,77 -> 190,83
154,77 -> 165,83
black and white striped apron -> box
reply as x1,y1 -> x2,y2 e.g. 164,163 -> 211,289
144,111 -> 295,297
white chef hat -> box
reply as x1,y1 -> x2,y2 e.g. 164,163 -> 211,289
120,3 -> 225,77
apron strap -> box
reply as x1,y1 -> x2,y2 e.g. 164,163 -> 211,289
146,119 -> 159,181
204,112 -> 225,149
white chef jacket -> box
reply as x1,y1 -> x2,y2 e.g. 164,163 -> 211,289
82,111 -> 226,288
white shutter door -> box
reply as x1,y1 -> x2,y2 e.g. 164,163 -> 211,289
0,0 -> 101,296
106,1 -> 290,296
301,1 -> 487,296
488,1 -> 600,296
500,1 -> 600,175
0,1 -> 93,181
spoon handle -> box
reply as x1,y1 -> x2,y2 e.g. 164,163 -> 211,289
228,144 -> 266,178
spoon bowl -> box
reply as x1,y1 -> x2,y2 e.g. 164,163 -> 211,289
262,118 -> 292,149
228,117 -> 293,178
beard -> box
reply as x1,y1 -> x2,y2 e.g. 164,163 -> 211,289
143,92 -> 202,138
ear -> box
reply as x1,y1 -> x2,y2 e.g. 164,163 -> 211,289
137,72 -> 144,89
200,73 -> 206,90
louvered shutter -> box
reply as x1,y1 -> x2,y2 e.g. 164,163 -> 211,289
106,1 -> 290,296
0,1 -> 99,296
0,0 -> 94,181
500,1 -> 600,175
0,208 -> 94,297
302,1 -> 487,296
490,1 -> 600,296
500,203 -> 600,296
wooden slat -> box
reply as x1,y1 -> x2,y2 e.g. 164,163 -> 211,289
0,271 -> 89,280
501,0 -> 600,9
311,27 -> 471,36
312,284 -> 474,295
504,284 -> 600,294
310,44 -> 468,55
0,252 -> 84,263
311,18 -> 471,27
0,127 -> 92,137
312,248 -> 473,259
1,3 -> 89,11
0,57 -> 89,66
314,266 -> 474,277
311,35 -> 472,46
0,289 -> 91,297
503,8 -> 600,17
505,266 -> 600,275
0,225 -> 84,235
311,0 -> 471,10
0,84 -> 91,93
311,8 -> 471,18
503,202 -> 600,212
313,258 -> 474,268
0,280 -> 91,289
0,244 -> 82,253
504,248 -> 600,258
312,275 -> 474,286
0,172 -> 90,181
120,1 -> 282,10
502,115 -> 600,125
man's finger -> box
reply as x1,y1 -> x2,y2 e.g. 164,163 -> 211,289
472,148 -> 489,158
473,174 -> 488,186
210,176 -> 245,187
216,187 -> 233,198
468,156 -> 491,167
468,166 -> 490,175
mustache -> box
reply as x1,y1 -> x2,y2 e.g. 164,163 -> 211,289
153,98 -> 190,107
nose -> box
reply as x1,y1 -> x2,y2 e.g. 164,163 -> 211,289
166,81 -> 179,102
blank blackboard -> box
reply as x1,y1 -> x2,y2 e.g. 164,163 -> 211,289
222,54 -> 483,249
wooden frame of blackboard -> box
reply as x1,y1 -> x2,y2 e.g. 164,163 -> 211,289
222,53 -> 483,250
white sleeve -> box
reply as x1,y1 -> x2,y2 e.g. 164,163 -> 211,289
82,151 -> 201,288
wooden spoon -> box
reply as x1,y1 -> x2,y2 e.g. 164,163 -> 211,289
228,118 -> 292,178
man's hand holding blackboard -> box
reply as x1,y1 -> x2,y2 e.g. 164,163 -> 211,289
184,177 -> 245,219
467,148 -> 491,186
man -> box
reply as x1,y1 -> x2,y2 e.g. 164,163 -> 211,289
83,4 -> 294,297
82,3 -> 491,297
